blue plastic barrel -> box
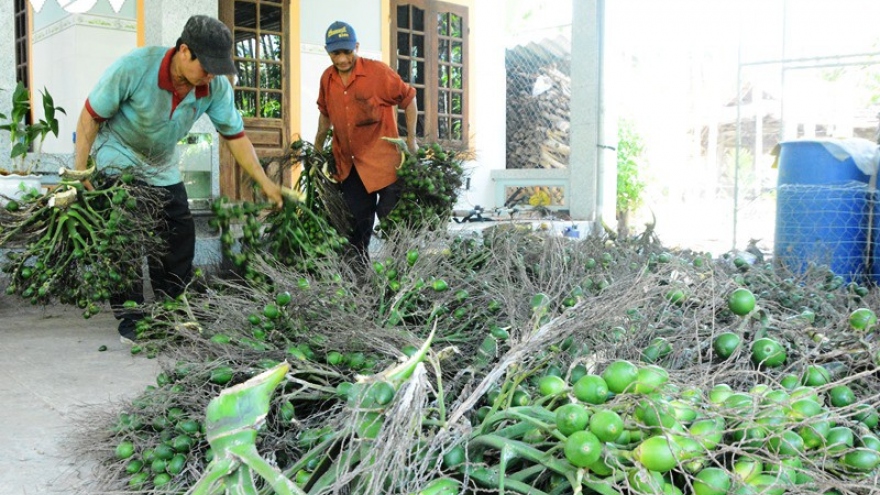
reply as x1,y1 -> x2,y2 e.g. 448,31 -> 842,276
777,140 -> 871,186
775,183 -> 869,282
774,140 -> 872,282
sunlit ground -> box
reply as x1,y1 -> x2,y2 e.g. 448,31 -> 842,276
636,193 -> 777,259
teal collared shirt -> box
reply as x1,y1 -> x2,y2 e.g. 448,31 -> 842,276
86,46 -> 245,186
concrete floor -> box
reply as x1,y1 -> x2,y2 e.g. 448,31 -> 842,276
0,294 -> 160,495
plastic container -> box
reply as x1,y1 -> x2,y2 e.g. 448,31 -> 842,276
774,182 -> 870,282
774,140 -> 875,282
777,140 -> 871,186
0,174 -> 42,206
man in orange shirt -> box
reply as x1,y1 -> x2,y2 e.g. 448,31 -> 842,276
315,21 -> 418,264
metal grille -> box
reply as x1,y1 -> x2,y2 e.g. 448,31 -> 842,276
505,27 -> 571,171
14,0 -> 29,90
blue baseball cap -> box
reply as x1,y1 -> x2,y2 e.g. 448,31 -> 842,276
325,21 -> 357,52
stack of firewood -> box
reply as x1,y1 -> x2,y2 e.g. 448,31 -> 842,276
506,66 -> 571,169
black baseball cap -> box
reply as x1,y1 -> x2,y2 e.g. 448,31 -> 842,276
180,15 -> 237,75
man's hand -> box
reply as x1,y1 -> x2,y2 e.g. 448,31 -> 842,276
263,182 -> 283,208
74,106 -> 100,190
65,164 -> 96,190
224,136 -> 283,208
406,136 -> 418,155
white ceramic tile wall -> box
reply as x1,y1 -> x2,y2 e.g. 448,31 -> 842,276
23,9 -> 137,157
0,2 -> 16,120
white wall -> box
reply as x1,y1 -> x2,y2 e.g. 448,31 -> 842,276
31,14 -> 137,155
144,0 -> 216,48
457,0 -> 507,211
300,0 -> 382,50
20,1 -> 140,159
0,3 -> 16,125
568,0 -> 603,221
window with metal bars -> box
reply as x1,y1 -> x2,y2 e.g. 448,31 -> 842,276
14,0 -> 30,91
11,0 -> 33,138
230,0 -> 285,120
392,0 -> 468,149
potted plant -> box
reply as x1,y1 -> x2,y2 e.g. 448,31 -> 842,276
0,81 -> 66,204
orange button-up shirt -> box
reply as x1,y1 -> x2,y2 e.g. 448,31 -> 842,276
317,57 -> 416,193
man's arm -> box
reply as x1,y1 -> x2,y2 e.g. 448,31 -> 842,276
74,105 -> 100,171
404,99 -> 418,153
314,113 -> 332,152
224,135 -> 283,207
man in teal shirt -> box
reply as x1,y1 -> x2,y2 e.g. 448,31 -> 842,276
74,15 -> 282,343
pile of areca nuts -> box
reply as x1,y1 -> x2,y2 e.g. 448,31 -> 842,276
7,144 -> 880,495
82,221 -> 880,495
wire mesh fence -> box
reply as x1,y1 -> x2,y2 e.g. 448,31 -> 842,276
505,26 -> 572,172
774,182 -> 875,283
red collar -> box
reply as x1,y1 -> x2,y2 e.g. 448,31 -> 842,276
330,56 -> 364,84
158,47 -> 209,99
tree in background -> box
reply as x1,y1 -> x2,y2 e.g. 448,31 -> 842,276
616,119 -> 646,237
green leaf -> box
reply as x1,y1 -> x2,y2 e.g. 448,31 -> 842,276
11,142 -> 28,158
11,82 -> 29,108
0,82 -> 65,165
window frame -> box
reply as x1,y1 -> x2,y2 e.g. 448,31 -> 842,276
226,0 -> 287,123
14,0 -> 28,88
391,0 -> 469,150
